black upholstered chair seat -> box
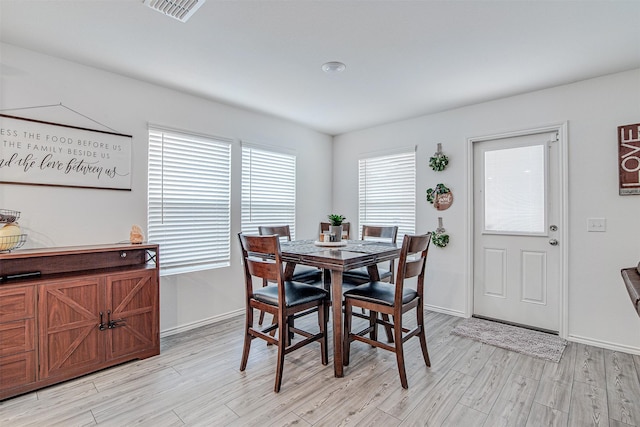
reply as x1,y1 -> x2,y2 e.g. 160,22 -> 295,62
292,265 -> 323,283
253,281 -> 329,307
343,266 -> 392,282
340,281 -> 361,294
343,281 -> 417,306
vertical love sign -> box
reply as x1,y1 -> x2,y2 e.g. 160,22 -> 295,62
619,123 -> 640,195
0,114 -> 132,190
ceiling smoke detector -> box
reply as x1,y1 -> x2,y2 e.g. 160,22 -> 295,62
143,0 -> 206,23
322,61 -> 346,74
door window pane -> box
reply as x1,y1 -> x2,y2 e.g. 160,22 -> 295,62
484,144 -> 545,234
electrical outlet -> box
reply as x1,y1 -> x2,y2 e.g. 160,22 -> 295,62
587,218 -> 606,232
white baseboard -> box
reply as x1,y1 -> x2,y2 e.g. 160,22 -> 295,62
425,304 -> 466,318
161,305 -> 465,338
160,309 -> 244,338
567,333 -> 640,356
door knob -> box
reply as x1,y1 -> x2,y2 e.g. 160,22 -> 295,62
549,239 -> 559,246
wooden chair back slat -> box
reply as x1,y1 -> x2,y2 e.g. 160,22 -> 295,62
246,258 -> 279,282
258,225 -> 292,241
362,225 -> 398,242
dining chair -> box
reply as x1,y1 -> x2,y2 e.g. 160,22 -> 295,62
343,225 -> 399,285
258,225 -> 323,283
320,221 -> 351,240
257,225 -> 323,325
342,233 -> 432,389
238,233 -> 330,392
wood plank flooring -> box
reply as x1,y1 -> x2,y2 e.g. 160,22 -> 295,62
2,311 -> 640,426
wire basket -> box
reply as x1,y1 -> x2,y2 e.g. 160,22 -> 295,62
0,234 -> 27,252
0,209 -> 20,223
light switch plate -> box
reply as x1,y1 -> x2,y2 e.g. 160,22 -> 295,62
587,218 -> 606,232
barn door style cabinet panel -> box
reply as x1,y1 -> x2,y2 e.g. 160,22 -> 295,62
0,244 -> 159,400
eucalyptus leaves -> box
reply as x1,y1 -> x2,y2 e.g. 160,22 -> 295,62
431,231 -> 449,248
428,153 -> 449,172
426,183 -> 450,204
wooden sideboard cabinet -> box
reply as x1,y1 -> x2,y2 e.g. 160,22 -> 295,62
0,244 -> 159,400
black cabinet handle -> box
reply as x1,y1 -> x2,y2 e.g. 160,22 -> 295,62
107,310 -> 126,329
98,311 -> 106,331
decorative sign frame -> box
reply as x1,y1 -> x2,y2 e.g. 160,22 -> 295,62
434,191 -> 453,211
0,114 -> 132,191
619,122 -> 640,195
426,183 -> 453,211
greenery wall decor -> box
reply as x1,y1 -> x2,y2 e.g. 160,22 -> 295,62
429,143 -> 449,172
432,231 -> 449,248
432,216 -> 449,248
426,183 -> 450,204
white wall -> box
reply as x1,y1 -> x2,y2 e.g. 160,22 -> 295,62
333,69 -> 640,353
3,42 -> 640,352
0,43 -> 333,334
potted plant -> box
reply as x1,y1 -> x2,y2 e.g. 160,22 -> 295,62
327,214 -> 346,242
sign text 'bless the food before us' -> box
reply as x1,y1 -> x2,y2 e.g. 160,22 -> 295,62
0,114 -> 132,190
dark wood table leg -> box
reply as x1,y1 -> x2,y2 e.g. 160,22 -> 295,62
331,269 -> 344,377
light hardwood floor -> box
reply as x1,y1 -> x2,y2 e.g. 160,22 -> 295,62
2,311 -> 640,426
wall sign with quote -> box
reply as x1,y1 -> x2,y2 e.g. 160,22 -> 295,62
619,122 -> 640,195
426,183 -> 453,211
0,114 -> 132,190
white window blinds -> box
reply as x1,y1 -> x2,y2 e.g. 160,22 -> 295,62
148,127 -> 231,275
241,144 -> 296,237
359,149 -> 416,239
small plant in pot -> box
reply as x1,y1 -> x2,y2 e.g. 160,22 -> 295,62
328,214 -> 345,226
327,214 -> 346,242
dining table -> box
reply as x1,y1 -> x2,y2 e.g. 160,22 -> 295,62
279,239 -> 401,377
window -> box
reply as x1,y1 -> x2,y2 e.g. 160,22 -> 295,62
241,144 -> 296,237
359,149 -> 416,239
484,144 -> 546,234
148,127 -> 231,276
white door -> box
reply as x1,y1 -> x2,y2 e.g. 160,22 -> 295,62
473,129 -> 561,332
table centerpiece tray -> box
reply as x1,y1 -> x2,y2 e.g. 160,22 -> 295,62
314,240 -> 348,247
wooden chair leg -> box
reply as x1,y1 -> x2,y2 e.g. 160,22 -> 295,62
381,313 -> 394,343
393,317 -> 409,389
369,310 -> 377,344
319,302 -> 329,365
240,306 -> 254,371
417,304 -> 431,367
343,301 -> 352,366
287,316 -> 295,346
267,315 -> 278,344
274,314 -> 287,393
258,278 -> 268,325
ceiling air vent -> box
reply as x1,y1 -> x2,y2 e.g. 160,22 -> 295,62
143,0 -> 206,23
